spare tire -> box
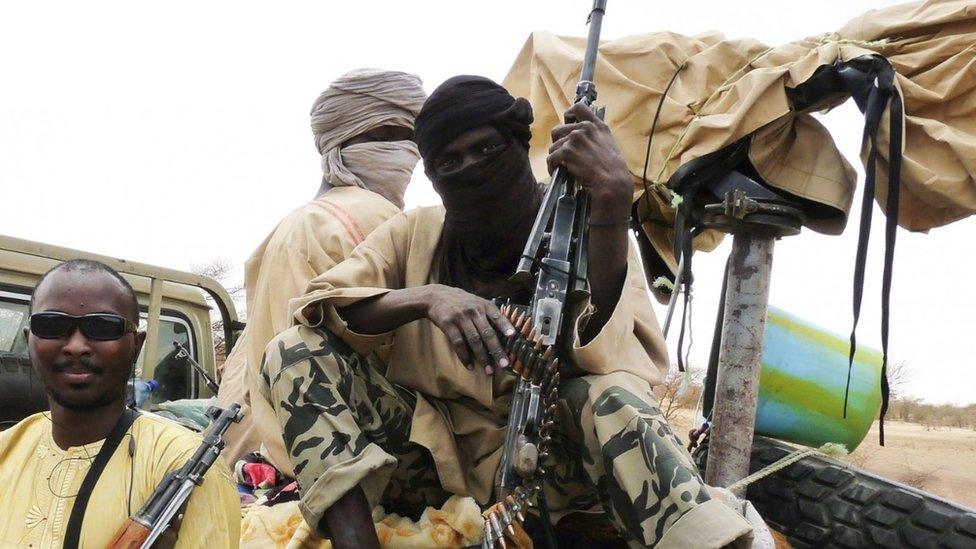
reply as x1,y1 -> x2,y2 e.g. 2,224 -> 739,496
0,352 -> 48,427
694,435 -> 976,548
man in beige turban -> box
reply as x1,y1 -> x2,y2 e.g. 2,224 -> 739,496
215,69 -> 427,474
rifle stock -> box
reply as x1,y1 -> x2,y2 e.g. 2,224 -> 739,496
105,518 -> 151,549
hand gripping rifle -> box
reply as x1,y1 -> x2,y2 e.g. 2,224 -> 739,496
106,403 -> 242,549
484,2 -> 608,547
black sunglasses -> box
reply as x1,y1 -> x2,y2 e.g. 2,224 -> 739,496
29,312 -> 139,341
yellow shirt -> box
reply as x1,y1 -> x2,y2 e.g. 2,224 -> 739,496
216,186 -> 399,474
0,412 -> 241,548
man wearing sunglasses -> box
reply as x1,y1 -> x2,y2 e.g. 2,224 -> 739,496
0,259 -> 240,547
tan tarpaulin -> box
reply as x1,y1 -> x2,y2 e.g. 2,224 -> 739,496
504,0 -> 976,277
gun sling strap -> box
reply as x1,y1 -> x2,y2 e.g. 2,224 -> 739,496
64,407 -> 140,549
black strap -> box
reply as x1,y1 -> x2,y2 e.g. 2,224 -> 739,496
64,407 -> 140,549
842,60 -> 902,446
878,81 -> 902,446
702,256 -> 732,420
675,230 -> 695,373
843,89 -> 882,417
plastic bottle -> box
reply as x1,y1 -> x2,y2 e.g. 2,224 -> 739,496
127,379 -> 159,407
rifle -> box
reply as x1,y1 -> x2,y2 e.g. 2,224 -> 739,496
484,2 -> 608,547
106,403 -> 241,549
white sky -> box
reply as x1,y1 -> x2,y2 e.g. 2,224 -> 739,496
1,0 -> 973,405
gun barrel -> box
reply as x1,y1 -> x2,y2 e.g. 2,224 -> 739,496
579,0 -> 607,87
516,2 -> 608,279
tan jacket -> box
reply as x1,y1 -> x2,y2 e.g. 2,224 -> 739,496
288,206 -> 669,502
217,186 -> 399,473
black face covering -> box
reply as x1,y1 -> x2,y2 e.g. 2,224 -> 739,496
434,139 -> 537,238
432,137 -> 541,299
417,75 -> 541,298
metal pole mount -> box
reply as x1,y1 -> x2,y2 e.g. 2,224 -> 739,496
702,190 -> 803,496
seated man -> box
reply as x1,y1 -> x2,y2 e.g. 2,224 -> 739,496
257,76 -> 754,548
0,260 -> 240,547
217,68 -> 427,471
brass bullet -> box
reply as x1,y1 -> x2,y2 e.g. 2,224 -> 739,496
483,520 -> 495,549
498,505 -> 515,537
513,311 -> 526,329
489,513 -> 507,549
548,385 -> 560,404
504,495 -> 524,523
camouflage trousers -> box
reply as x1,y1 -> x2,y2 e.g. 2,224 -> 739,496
260,325 -> 743,547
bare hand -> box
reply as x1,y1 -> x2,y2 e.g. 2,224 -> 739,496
547,103 -> 633,218
425,285 -> 516,375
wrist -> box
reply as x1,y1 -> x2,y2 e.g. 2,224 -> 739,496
409,285 -> 440,319
589,186 -> 632,219
588,217 -> 631,228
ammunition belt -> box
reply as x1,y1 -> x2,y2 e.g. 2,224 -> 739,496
483,304 -> 561,548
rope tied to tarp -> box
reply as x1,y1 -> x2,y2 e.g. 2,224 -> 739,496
817,33 -> 891,49
653,48 -> 775,186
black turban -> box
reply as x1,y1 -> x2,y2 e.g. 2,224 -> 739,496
414,75 -> 533,161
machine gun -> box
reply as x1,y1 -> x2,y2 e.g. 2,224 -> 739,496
484,2 -> 608,547
106,403 -> 241,549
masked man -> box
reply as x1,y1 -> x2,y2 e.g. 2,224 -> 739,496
257,76 -> 757,548
0,260 -> 239,547
215,69 -> 426,472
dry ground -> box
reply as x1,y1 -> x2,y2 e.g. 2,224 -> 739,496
668,410 -> 976,510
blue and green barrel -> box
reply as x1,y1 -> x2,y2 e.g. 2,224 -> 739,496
755,306 -> 882,451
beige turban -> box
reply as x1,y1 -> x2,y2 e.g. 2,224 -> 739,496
311,69 -> 427,208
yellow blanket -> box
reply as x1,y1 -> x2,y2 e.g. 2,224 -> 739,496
240,495 -> 484,548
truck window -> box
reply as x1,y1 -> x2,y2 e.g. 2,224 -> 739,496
0,294 -> 29,355
135,312 -> 198,404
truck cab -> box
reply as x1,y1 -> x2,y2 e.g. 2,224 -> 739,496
0,234 -> 241,429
